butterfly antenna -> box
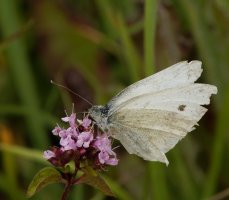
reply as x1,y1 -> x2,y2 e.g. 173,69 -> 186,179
50,80 -> 93,106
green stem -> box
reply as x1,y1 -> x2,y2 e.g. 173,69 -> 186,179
0,104 -> 60,127
61,182 -> 72,200
170,148 -> 198,200
148,163 -> 169,200
144,0 -> 157,76
94,0 -> 117,39
0,143 -> 45,164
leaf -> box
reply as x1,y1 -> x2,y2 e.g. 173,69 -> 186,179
26,167 -> 63,198
101,175 -> 133,200
78,168 -> 114,197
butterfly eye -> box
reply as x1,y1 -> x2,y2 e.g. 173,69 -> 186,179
101,105 -> 109,116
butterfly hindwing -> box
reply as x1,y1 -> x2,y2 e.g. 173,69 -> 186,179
109,120 -> 170,165
109,108 -> 199,165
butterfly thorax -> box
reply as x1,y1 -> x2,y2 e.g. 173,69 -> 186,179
88,105 -> 109,132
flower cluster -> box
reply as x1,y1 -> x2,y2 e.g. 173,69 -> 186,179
44,112 -> 118,169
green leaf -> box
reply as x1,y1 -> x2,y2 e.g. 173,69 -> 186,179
78,169 -> 114,197
101,175 -> 133,200
26,167 -> 63,198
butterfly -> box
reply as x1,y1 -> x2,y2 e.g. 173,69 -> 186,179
88,61 -> 217,165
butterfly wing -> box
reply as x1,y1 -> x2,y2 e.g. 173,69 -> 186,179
107,61 -> 217,165
108,60 -> 203,114
109,109 -> 195,165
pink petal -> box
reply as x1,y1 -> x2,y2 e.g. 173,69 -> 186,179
69,113 -> 76,127
43,150 -> 55,159
98,151 -> 109,164
76,131 -> 93,148
82,118 -> 91,128
106,158 -> 118,166
76,139 -> 84,147
61,116 -> 69,122
52,126 -> 62,136
59,129 -> 67,138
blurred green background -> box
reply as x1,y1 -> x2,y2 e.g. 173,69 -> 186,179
0,0 -> 229,199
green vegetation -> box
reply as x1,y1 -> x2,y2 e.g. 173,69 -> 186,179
0,0 -> 229,199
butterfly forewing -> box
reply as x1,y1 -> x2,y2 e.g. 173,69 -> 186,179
108,61 -> 203,115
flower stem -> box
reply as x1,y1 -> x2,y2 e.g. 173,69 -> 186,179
61,182 -> 72,200
72,174 -> 86,185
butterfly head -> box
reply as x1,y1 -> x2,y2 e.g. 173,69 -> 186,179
88,105 -> 109,132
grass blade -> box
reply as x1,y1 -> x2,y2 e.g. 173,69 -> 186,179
144,0 -> 157,76
0,0 -> 49,148
202,86 -> 229,198
116,12 -> 142,82
148,163 -> 169,200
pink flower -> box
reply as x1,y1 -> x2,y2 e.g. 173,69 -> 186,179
66,127 -> 78,137
98,151 -> 118,166
82,117 -> 91,128
59,129 -> 67,138
43,150 -> 55,159
94,135 -> 114,155
44,112 -> 118,168
105,157 -> 118,165
98,151 -> 109,164
76,131 -> 93,148
61,113 -> 76,128
94,134 -> 118,166
52,126 -> 62,136
60,135 -> 77,150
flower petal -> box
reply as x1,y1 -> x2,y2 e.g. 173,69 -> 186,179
43,150 -> 55,159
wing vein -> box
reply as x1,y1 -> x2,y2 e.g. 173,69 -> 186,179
110,122 -> 167,153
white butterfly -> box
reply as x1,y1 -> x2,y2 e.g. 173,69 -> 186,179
88,61 -> 217,165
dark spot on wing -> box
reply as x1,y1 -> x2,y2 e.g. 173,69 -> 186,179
178,105 -> 186,111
